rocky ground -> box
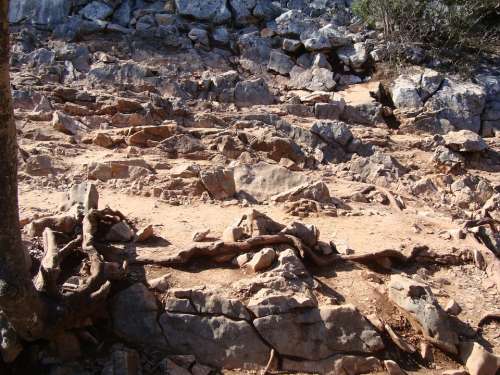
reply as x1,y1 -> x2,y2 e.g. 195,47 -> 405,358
3,0 -> 500,375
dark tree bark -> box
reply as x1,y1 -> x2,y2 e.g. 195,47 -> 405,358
0,0 -> 47,340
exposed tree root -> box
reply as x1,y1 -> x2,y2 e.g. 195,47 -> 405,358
132,233 -> 411,268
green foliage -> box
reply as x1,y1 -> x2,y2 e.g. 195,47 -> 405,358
352,0 -> 500,61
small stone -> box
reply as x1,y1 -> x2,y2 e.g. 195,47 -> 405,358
136,224 -> 154,242
222,225 -> 245,242
235,253 -> 253,267
148,274 -> 170,292
106,221 -> 134,242
193,228 -> 210,242
93,132 -> 114,148
245,248 -> 276,273
384,360 -> 407,375
444,299 -> 462,316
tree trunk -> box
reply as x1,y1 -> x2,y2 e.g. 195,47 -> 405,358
0,0 -> 47,340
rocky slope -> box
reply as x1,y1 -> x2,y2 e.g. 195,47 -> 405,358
3,1 -> 500,375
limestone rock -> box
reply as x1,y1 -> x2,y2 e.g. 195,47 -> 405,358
388,275 -> 459,354
234,78 -> 274,107
174,0 -> 231,24
245,248 -> 276,272
443,130 -> 488,152
159,313 -> 269,369
199,167 -> 236,200
111,284 -> 167,349
52,111 -> 89,135
271,181 -> 331,203
233,162 -> 308,203
254,305 -> 384,360
459,342 -> 500,375
267,50 -> 295,75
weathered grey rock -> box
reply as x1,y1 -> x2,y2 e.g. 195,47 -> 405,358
388,275 -> 458,354
312,52 -> 332,70
433,145 -> 465,167
237,32 -> 272,73
391,76 -> 423,110
9,0 -> 71,26
254,305 -> 384,360
188,27 -> 209,46
443,130 -> 487,152
60,181 -> 98,213
423,79 -> 486,134
52,111 -> 89,135
349,152 -> 407,186
302,24 -> 351,51
337,42 -> 368,71
275,10 -> 316,37
272,181 -> 331,203
112,0 -> 132,26
111,284 -> 167,348
175,0 -> 231,24
106,221 -> 134,242
283,355 -> 381,375
267,50 -> 295,75
199,167 -> 236,200
282,38 -> 302,52
53,15 -> 106,42
233,162 -> 308,203
314,102 -> 344,120
212,26 -> 230,45
290,66 -> 336,91
229,0 -> 256,24
159,313 -> 269,369
245,248 -> 276,272
167,287 -> 251,320
311,119 -> 352,146
79,1 -> 114,21
24,155 -> 53,176
419,69 -> 444,100
280,221 -> 319,248
459,341 -> 500,375
234,78 -> 274,107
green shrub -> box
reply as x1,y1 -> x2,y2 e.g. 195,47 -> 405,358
352,0 -> 500,65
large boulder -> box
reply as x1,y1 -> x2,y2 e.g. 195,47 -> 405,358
174,0 -> 231,24
111,284 -> 168,349
254,305 -> 384,360
388,275 -> 459,355
424,78 -> 486,134
159,313 -> 269,369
